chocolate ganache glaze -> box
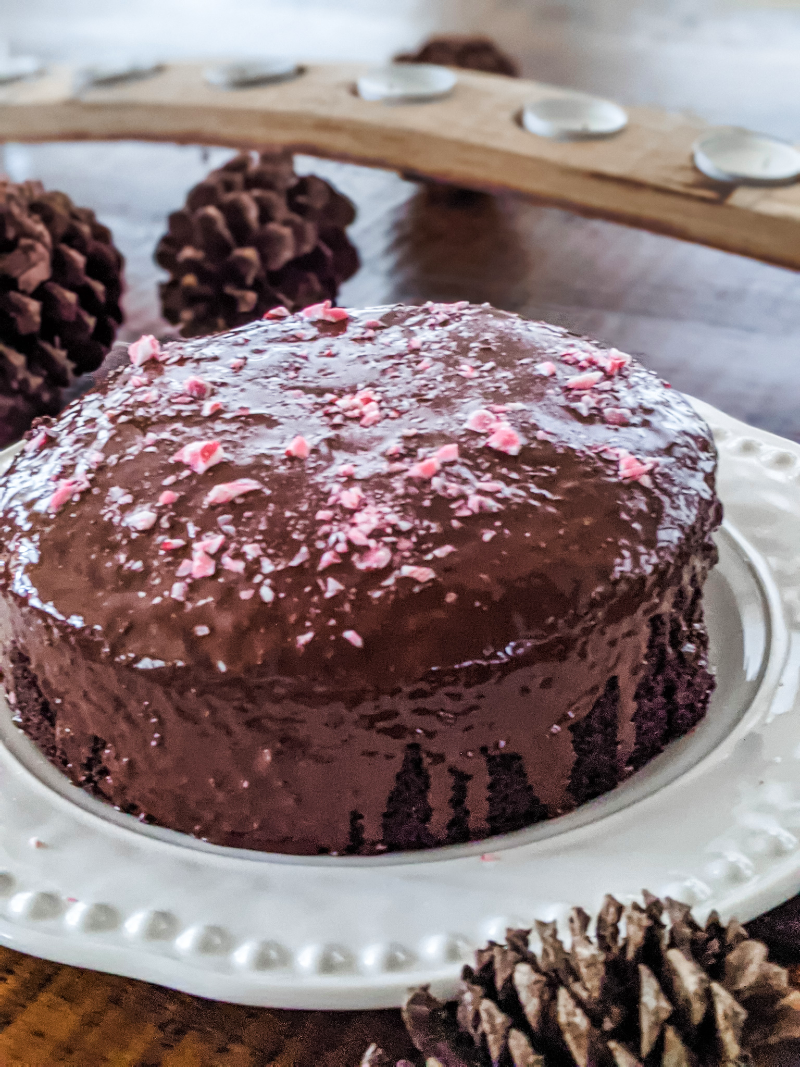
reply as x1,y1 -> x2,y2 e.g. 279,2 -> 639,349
0,301 -> 722,855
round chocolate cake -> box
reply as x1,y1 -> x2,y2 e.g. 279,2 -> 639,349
0,301 -> 722,855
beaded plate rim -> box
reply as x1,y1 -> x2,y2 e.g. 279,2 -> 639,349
0,396 -> 797,1009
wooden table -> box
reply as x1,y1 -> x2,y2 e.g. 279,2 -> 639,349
2,1 -> 800,1062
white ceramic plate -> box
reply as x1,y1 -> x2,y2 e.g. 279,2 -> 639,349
0,398 -> 798,1010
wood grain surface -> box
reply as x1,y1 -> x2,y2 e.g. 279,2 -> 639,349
2,1 -> 800,1063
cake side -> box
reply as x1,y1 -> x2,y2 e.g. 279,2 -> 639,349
0,302 -> 722,854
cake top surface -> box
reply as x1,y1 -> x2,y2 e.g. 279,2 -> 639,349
0,301 -> 719,685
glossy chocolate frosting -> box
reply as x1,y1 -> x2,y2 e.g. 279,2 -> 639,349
0,302 -> 722,854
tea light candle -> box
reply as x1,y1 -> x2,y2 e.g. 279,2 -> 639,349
357,64 -> 457,104
693,127 -> 800,186
205,59 -> 301,90
521,94 -> 628,140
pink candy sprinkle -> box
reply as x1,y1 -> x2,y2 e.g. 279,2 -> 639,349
191,549 -> 216,579
173,440 -> 225,474
618,453 -> 656,483
354,545 -> 392,571
603,407 -> 631,426
342,630 -> 364,648
170,581 -> 188,601
125,509 -> 158,531
47,476 -> 89,513
289,545 -> 310,567
183,377 -> 211,399
535,361 -> 557,377
486,423 -> 522,455
339,487 -> 364,510
24,429 -> 49,453
202,399 -> 223,417
205,479 -> 261,505
221,555 -> 246,574
196,534 -> 225,556
285,435 -> 311,459
464,409 -> 499,433
160,539 -> 186,551
407,457 -> 440,480
435,443 -> 459,464
399,565 -> 436,583
301,299 -> 349,323
566,371 -> 604,391
318,550 -> 342,571
158,490 -> 179,506
263,305 -> 290,319
128,334 -> 161,367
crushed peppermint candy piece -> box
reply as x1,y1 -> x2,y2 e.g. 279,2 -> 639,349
285,435 -> 311,459
435,443 -> 459,463
364,319 -> 382,329
337,464 -> 356,478
315,509 -> 334,521
25,429 -> 49,453
342,630 -> 364,648
466,494 -> 501,514
288,545 -> 310,567
354,545 -> 392,571
431,544 -> 456,557
128,334 -> 162,367
566,371 -> 604,391
205,479 -> 261,505
339,487 -> 364,510
259,583 -> 275,603
230,358 -> 246,371
242,543 -> 262,559
160,539 -> 186,552
202,399 -> 223,417
464,409 -> 500,433
173,440 -> 225,474
599,349 -> 631,375
399,565 -> 436,583
318,550 -> 342,571
296,630 -> 315,648
486,423 -> 522,455
183,377 -> 211,399
158,490 -> 179,506
124,509 -> 158,531
458,364 -> 478,378
191,549 -> 216,579
301,299 -> 349,323
175,559 -> 193,578
604,407 -> 631,426
240,589 -> 256,599
322,577 -> 344,600
47,476 -> 89,513
196,534 -> 225,556
221,555 -> 246,574
535,361 -> 557,376
407,457 -> 440,480
170,581 -> 188,601
618,452 -> 657,483
263,305 -> 290,319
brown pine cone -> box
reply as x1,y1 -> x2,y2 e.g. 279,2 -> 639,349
155,149 -> 359,339
0,178 -> 124,446
395,35 -> 520,78
362,894 -> 800,1067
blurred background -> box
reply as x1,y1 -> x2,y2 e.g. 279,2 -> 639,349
2,0 -> 800,438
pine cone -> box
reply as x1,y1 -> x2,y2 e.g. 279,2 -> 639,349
155,149 -> 359,338
0,178 -> 124,446
395,35 -> 519,78
363,894 -> 800,1067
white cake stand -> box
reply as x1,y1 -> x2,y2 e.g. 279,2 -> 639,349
0,398 -> 798,1009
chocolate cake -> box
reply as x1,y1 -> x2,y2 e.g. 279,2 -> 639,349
0,302 -> 722,855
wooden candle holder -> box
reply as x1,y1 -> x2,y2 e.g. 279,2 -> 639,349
1,61 -> 799,270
